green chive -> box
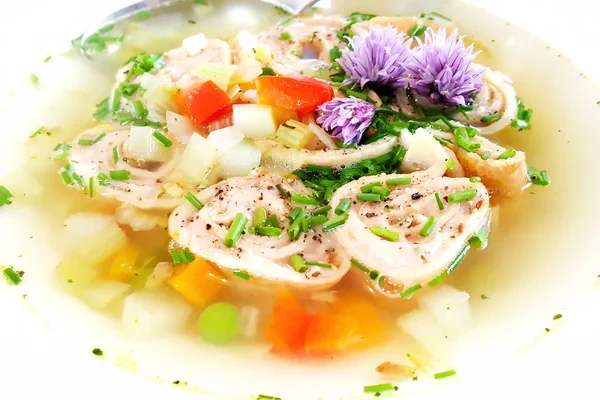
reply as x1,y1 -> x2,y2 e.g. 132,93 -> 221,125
185,192 -> 204,210
135,10 -> 151,20
481,113 -> 502,123
224,213 -> 248,248
97,173 -> 110,186
435,193 -> 444,210
0,186 -> 14,207
309,215 -> 327,228
408,24 -> 428,37
419,216 -> 436,237
133,99 -> 148,117
330,46 -> 342,62
447,188 -> 477,203
468,227 -> 489,249
386,177 -> 411,186
364,383 -> 395,393
92,348 -> 104,356
110,89 -> 122,113
446,156 -> 455,169
170,248 -> 195,265
322,213 -> 348,232
233,269 -> 250,280
480,151 -> 491,160
361,182 -> 383,193
269,215 -> 280,229
152,131 -> 173,147
290,255 -> 307,273
2,267 -> 22,285
88,177 -> 94,198
335,199 -> 352,215
527,167 -> 551,186
109,170 -> 131,181
256,226 -> 283,237
448,245 -> 470,272
371,186 -> 391,196
313,205 -> 332,215
253,208 -> 268,227
497,148 -> 516,160
428,271 -> 448,287
351,259 -> 369,273
454,127 -> 480,152
276,184 -> 289,198
112,146 -> 120,164
29,126 -> 46,138
434,370 -> 456,379
288,207 -> 302,222
370,226 -> 399,242
261,67 -> 275,76
43,55 -> 52,63
78,132 -> 106,146
30,73 -> 39,86
400,284 -> 422,299
510,98 -> 532,131
469,176 -> 481,183
290,192 -> 318,205
357,193 -> 382,202
305,261 -> 331,269
280,31 -> 291,40
369,270 -> 380,281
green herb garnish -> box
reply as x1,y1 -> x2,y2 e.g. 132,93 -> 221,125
447,188 -> 477,203
170,248 -> 195,265
185,192 -> 204,210
434,369 -> 457,379
408,24 -> 428,38
305,261 -> 331,269
290,192 -> 318,205
481,113 -> 503,123
419,216 -> 436,237
401,284 -> 423,299
363,383 -> 395,393
261,67 -> 275,76
224,213 -> 248,248
256,226 -> 283,237
152,131 -> 173,147
290,254 -> 307,273
527,167 -> 550,186
280,31 -> 291,40
435,193 -> 444,210
233,269 -> 250,280
2,266 -> 22,285
78,132 -> 106,146
510,98 -> 533,131
335,198 -> 352,215
370,226 -> 399,242
469,227 -> 489,248
322,213 -> 348,232
386,177 -> 411,186
92,348 -> 104,356
109,170 -> 130,181
497,148 -> 516,160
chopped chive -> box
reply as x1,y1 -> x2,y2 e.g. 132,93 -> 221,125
481,113 -> 503,123
152,131 -> 173,147
510,98 -> 532,131
224,213 -> 248,248
30,73 -> 40,86
78,132 -> 106,146
88,177 -> 94,198
313,205 -> 332,215
92,348 -> 104,356
290,192 -> 318,205
447,188 -> 477,203
29,126 -> 47,138
112,146 -> 120,164
97,173 -> 110,186
253,207 -> 268,227
469,176 -> 481,183
408,24 -> 428,38
290,255 -> 307,273
335,198 -> 352,215
371,186 -> 391,196
133,99 -> 148,117
275,184 -> 289,198
288,207 -> 302,222
233,269 -> 250,280
428,271 -> 448,287
109,170 -> 131,181
361,182 -> 383,193
435,193 -> 444,210
364,383 -> 395,393
454,127 -> 480,152
468,227 -> 489,249
527,167 -> 551,186
400,284 -> 422,299
370,226 -> 399,242
195,0 -> 208,4
0,186 -> 14,207
419,216 -> 436,237
448,245 -> 470,272
257,395 -> 281,400
497,148 -> 516,160
110,89 -> 122,113
357,193 -> 382,202
309,215 -> 328,227
43,55 -> 52,62
480,151 -> 491,160
322,213 -> 348,232
280,31 -> 292,40
170,248 -> 195,265
446,156 -> 455,169
351,258 -> 369,273
256,226 -> 283,237
481,294 -> 490,300
135,10 -> 151,20
369,270 -> 380,280
2,266 -> 22,285
386,177 -> 411,186
305,261 -> 331,269
261,67 -> 275,76
185,192 -> 204,210
434,369 -> 456,379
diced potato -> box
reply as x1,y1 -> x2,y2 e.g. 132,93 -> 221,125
81,281 -> 130,309
194,62 -> 236,91
233,104 -> 277,139
208,126 -> 245,153
167,258 -> 227,307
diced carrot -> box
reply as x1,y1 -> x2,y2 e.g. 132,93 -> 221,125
264,289 -> 313,355
107,242 -> 143,282
167,258 -> 227,307
256,75 -> 334,114
175,80 -> 232,126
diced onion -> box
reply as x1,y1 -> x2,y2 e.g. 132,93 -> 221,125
240,89 -> 258,104
182,33 -> 208,56
81,281 -> 130,309
254,45 -> 274,64
274,120 -> 314,149
217,139 -> 262,178
400,128 -> 448,173
261,147 -> 306,175
417,285 -> 472,339
398,309 -> 449,358
238,305 -> 261,339
231,63 -> 262,85
166,111 -> 195,144
121,289 -> 192,339
233,104 -> 277,139
169,134 -> 218,186
56,256 -> 99,291
227,84 -> 243,102
208,126 -> 245,153
194,62 -> 236,91
124,126 -> 171,163
207,114 -> 234,133
145,262 -> 174,289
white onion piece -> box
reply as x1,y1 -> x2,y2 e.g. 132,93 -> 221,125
208,126 -> 245,153
81,281 -> 130,309
417,285 -> 472,339
121,289 -> 192,339
182,33 -> 208,56
308,121 -> 337,150
145,262 -> 174,289
240,89 -> 258,104
166,111 -> 195,144
207,114 -> 234,133
124,126 -> 170,163
169,134 -> 218,186
217,140 -> 262,178
233,104 -> 277,139
398,309 -> 449,358
239,306 -> 261,339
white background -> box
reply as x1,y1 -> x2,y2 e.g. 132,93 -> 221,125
0,1 -> 599,399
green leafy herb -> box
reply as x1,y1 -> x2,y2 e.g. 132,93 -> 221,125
401,284 -> 423,299
134,10 -> 151,20
330,46 -> 342,62
72,25 -> 124,55
527,167 -> 551,186
468,227 -> 489,248
53,143 -> 72,160
408,24 -> 428,38
435,193 -> 444,210
30,73 -> 40,87
290,254 -> 307,273
152,131 -> 173,147
185,192 -> 204,210
447,188 -> 477,203
510,98 -> 533,131
0,186 -> 14,207
370,226 -> 399,242
481,113 -> 503,123
363,383 -> 395,393
109,170 -> 130,181
434,369 -> 457,379
419,216 -> 436,237
233,269 -> 250,280
170,248 -> 195,265
2,266 -> 22,285
92,348 -> 104,356
224,213 -> 248,248
78,132 -> 107,146
337,12 -> 377,43
261,67 -> 275,76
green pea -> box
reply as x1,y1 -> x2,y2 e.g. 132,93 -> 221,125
198,302 -> 240,345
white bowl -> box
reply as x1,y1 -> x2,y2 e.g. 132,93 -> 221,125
0,0 -> 599,399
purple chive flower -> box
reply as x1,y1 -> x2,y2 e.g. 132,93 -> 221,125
338,25 -> 413,89
404,29 -> 484,106
316,98 -> 376,145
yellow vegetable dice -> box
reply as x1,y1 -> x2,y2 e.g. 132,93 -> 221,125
167,258 -> 227,307
107,242 -> 143,282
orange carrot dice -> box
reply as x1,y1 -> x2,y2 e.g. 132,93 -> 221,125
264,289 -> 313,355
256,75 -> 334,114
167,258 -> 227,307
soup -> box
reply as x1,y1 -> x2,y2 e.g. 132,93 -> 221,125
1,0 -> 599,399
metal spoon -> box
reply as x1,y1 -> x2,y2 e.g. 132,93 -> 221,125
80,0 -> 320,49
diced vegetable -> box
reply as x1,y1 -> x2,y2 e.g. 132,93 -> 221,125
239,305 -> 261,339
301,63 -> 330,80
169,134 -> 218,186
56,256 -> 99,290
166,258 -> 227,307
124,126 -> 171,163
232,104 -> 277,139
198,302 -> 240,344
217,140 -> 262,178
231,63 -> 263,85
182,33 -> 208,55
253,45 -> 274,64
0,172 -> 43,202
397,309 -> 448,357
139,73 -> 177,114
417,285 -> 472,338
61,213 -> 128,265
166,111 -> 196,144
400,128 -> 447,173
175,81 -> 232,126
208,126 -> 245,153
80,281 -> 130,309
121,289 -> 193,338
194,62 -> 237,91
264,289 -> 312,355
256,75 -> 334,114
107,242 -> 143,282
274,120 -> 314,149
145,262 -> 174,289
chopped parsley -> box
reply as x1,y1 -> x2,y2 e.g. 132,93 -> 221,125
510,98 -> 533,131
92,348 -> 104,356
170,248 -> 195,265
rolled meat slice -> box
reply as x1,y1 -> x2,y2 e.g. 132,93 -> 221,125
330,164 -> 491,297
168,172 -> 350,292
